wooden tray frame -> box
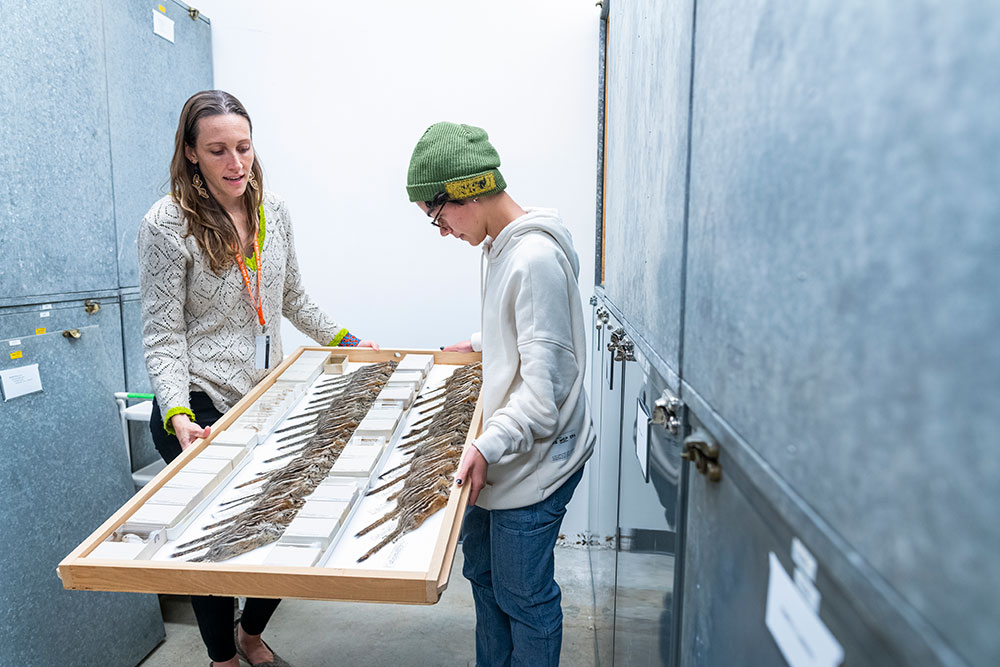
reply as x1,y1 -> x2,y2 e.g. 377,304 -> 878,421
58,347 -> 482,605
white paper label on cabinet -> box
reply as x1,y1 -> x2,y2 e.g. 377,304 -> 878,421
794,568 -> 822,613
153,8 -> 175,43
8,340 -> 21,346
792,537 -> 818,581
39,311 -> 50,318
0,364 -> 43,401
635,399 -> 650,481
765,553 -> 844,667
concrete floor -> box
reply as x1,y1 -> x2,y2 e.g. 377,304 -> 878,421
138,546 -> 602,667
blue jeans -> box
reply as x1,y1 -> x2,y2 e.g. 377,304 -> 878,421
462,468 -> 584,667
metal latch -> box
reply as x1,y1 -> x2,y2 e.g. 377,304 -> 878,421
651,389 -> 683,435
62,329 -> 81,339
683,427 -> 721,482
84,299 -> 101,314
607,327 -> 623,351
188,7 -> 200,20
589,295 -> 598,306
595,307 -> 610,330
615,338 -> 635,362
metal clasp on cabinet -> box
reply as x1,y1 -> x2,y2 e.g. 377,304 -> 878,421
188,7 -> 200,20
589,295 -> 598,306
607,327 -> 624,351
595,307 -> 610,330
683,427 -> 721,482
62,329 -> 81,339
614,338 -> 635,362
651,389 -> 683,435
84,300 -> 101,314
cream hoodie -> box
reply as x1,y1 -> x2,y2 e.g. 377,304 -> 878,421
471,207 -> 595,510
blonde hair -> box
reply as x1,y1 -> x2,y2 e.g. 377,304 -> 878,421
169,90 -> 264,273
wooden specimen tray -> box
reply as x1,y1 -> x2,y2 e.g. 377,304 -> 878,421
58,347 -> 482,605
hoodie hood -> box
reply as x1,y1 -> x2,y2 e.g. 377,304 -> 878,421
485,207 -> 580,279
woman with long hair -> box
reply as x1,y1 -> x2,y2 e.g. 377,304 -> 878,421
139,89 -> 375,667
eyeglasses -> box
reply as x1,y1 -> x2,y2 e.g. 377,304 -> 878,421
425,193 -> 451,230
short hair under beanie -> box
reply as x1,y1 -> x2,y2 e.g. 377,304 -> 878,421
406,122 -> 507,202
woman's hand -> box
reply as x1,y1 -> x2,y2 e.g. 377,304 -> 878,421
442,340 -> 474,353
455,443 -> 488,506
171,413 -> 211,451
358,340 -> 380,351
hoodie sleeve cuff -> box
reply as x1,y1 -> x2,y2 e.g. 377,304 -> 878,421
470,331 -> 482,352
474,422 -> 516,464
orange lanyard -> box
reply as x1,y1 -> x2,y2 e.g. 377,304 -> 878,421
235,234 -> 265,328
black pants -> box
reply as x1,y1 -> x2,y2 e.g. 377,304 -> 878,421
150,392 -> 281,662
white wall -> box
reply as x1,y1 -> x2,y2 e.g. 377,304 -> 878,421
192,0 -> 600,536
193,0 -> 599,348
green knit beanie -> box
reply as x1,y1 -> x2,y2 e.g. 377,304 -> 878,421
406,122 -> 507,202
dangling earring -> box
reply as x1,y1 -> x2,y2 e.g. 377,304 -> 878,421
248,170 -> 259,192
191,166 -> 209,199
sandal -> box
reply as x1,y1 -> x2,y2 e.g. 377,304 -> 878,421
234,621 -> 293,667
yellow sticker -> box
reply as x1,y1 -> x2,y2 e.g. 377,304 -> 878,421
158,4 -> 166,13
445,172 -> 497,200
11,350 -> 22,360
35,327 -> 46,335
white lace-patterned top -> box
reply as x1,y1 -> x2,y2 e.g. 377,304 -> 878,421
138,191 -> 351,431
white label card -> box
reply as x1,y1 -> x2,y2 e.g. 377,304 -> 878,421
792,537 -> 818,581
39,311 -> 50,318
794,568 -> 822,613
8,340 -> 20,346
635,398 -> 650,481
153,8 -> 175,43
0,364 -> 43,401
766,553 -> 844,667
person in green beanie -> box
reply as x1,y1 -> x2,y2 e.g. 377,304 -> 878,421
407,121 -> 595,667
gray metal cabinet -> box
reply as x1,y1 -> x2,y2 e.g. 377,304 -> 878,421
589,306 -> 624,666
678,404 -> 952,667
594,0 -> 997,665
0,3 -> 213,662
0,293 -> 126,390
682,1 -> 998,664
120,287 -> 159,471
0,0 -> 117,300
0,326 -> 163,665
613,341 -> 684,667
119,288 -> 150,394
103,0 -> 213,288
601,0 -> 691,381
